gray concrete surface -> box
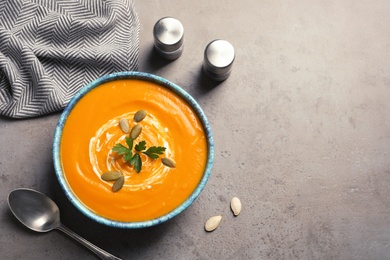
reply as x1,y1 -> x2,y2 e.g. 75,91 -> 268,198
1,0 -> 390,259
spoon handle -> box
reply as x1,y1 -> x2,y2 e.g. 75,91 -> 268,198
57,223 -> 122,260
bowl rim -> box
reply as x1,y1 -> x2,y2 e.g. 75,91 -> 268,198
53,71 -> 214,228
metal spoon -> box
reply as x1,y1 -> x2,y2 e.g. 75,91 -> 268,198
7,188 -> 121,260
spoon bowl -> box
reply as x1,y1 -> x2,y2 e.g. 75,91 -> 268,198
8,188 -> 60,232
8,188 -> 121,260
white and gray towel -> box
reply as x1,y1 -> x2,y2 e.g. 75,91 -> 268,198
0,0 -> 140,118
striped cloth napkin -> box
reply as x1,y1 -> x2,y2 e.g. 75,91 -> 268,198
0,0 -> 140,118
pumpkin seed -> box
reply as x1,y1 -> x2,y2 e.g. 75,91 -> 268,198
134,110 -> 147,122
230,197 -> 242,216
101,171 -> 122,181
161,158 -> 176,168
130,124 -> 142,139
205,215 -> 222,232
112,175 -> 125,192
119,118 -> 130,133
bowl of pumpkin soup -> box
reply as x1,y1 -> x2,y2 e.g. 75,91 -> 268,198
53,71 -> 214,228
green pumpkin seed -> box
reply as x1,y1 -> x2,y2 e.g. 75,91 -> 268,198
134,110 -> 147,122
130,124 -> 142,139
112,175 -> 125,192
119,118 -> 130,133
101,171 -> 122,181
161,158 -> 176,168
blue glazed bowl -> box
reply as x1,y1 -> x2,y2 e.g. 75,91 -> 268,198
53,71 -> 214,228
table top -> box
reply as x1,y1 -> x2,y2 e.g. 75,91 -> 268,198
1,1 -> 390,259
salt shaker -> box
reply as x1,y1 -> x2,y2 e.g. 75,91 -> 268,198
153,17 -> 184,60
203,39 -> 235,81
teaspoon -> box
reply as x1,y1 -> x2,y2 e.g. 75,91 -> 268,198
7,188 -> 121,260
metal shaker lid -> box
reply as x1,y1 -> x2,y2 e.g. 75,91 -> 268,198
153,17 -> 184,53
203,40 -> 235,77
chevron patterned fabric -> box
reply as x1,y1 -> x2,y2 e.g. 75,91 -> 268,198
0,0 -> 140,118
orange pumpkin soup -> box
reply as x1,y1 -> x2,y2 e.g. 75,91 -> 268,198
60,79 -> 207,222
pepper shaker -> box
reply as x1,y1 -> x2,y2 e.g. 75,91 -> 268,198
203,39 -> 235,81
153,17 -> 184,60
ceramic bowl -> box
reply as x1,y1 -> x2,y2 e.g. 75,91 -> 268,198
53,71 -> 214,228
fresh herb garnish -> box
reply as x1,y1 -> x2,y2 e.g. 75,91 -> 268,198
112,137 -> 166,173
112,144 -> 129,155
143,146 -> 166,159
130,153 -> 142,173
135,140 -> 146,151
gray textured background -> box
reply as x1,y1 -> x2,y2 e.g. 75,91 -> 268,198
1,0 -> 390,259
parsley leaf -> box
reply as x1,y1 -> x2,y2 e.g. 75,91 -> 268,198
135,140 -> 146,151
125,137 -> 133,150
124,152 -> 133,162
130,153 -> 142,173
112,137 -> 166,173
143,146 -> 166,159
112,143 -> 130,155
